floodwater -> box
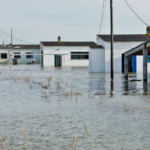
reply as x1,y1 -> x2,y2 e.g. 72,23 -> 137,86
0,65 -> 150,150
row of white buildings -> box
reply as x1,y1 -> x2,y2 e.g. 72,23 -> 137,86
1,27 -> 150,73
0,44 -> 40,64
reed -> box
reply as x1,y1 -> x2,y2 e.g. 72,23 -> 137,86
0,122 -> 45,150
63,92 -> 70,97
46,77 -> 52,87
71,89 -> 73,97
0,122 -> 129,150
83,121 -> 91,150
0,136 -> 7,150
72,135 -> 77,150
21,122 -> 28,150
23,76 -> 31,83
74,92 -> 82,96
124,103 -> 128,112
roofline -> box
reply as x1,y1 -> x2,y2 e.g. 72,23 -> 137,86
124,40 -> 150,56
0,44 -> 40,49
97,34 -> 147,36
0,44 -> 40,46
40,41 -> 98,47
89,46 -> 104,49
97,34 -> 150,42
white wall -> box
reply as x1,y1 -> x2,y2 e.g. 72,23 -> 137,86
97,36 -> 105,48
42,46 -> 89,67
137,56 -> 150,73
89,48 -> 105,73
97,37 -> 145,73
0,49 -> 40,64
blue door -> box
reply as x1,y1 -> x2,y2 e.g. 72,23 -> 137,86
132,55 -> 136,73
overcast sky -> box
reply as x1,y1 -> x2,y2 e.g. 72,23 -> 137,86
0,0 -> 149,44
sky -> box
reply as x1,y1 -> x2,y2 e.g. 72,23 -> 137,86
0,0 -> 150,44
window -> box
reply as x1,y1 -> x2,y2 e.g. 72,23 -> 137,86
71,52 -> 89,60
14,52 -> 21,59
26,52 -> 33,59
1,53 -> 7,59
147,56 -> 150,63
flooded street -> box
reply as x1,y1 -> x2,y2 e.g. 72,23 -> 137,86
0,65 -> 150,150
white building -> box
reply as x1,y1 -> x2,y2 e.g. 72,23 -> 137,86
0,44 -> 40,64
40,37 -> 103,67
90,32 -> 150,73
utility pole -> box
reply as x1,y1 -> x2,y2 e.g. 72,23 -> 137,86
11,28 -> 13,45
9,28 -> 13,67
110,0 -> 114,80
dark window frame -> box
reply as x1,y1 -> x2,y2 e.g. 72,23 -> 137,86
71,52 -> 89,60
14,52 -> 21,59
1,53 -> 7,59
26,52 -> 33,59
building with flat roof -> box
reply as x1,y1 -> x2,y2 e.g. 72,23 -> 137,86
0,44 -> 40,65
91,29 -> 150,73
40,36 -> 103,68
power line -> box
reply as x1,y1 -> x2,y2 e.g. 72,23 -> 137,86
0,34 -> 10,43
124,0 -> 148,26
99,0 -> 105,34
99,0 -> 107,34
0,29 -> 36,44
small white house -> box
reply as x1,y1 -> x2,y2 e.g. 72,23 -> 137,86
0,44 -> 40,65
90,29 -> 150,73
40,37 -> 103,67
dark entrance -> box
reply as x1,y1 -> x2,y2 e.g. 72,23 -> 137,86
122,54 -> 124,73
122,54 -> 137,73
55,55 -> 62,67
128,55 -> 133,72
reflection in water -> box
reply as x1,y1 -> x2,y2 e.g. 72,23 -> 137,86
143,81 -> 148,93
111,80 -> 114,92
124,80 -> 129,91
89,74 -> 106,92
0,66 -> 150,150
110,80 -> 114,97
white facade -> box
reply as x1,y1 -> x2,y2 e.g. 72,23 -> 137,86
40,45 -> 90,67
96,36 -> 146,73
89,48 -> 105,73
136,56 -> 150,73
0,47 -> 40,64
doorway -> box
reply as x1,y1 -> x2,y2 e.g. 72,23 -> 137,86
132,55 -> 137,73
128,55 -> 133,72
55,55 -> 62,67
122,54 -> 137,73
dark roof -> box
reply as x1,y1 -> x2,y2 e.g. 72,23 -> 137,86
41,41 -> 102,48
97,34 -> 150,42
0,44 -> 40,49
90,45 -> 104,49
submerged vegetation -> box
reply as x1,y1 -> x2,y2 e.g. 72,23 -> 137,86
0,121 -> 128,150
0,66 -> 149,150
0,121 -> 45,150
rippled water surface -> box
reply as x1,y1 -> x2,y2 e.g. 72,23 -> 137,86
0,65 -> 150,150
